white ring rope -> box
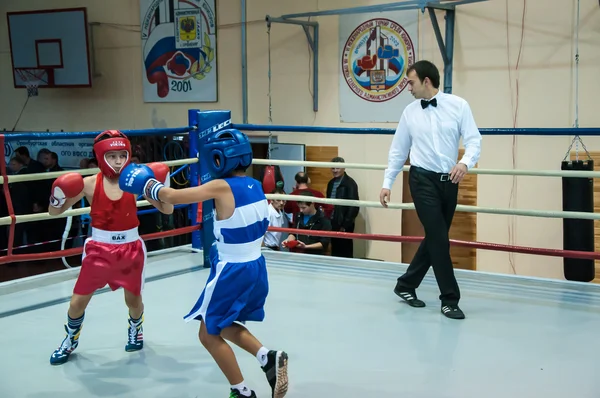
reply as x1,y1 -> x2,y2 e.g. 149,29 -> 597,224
0,159 -> 197,184
0,199 -> 153,226
1,156 -> 598,227
3,157 -> 600,184
266,194 -> 600,221
252,159 -> 600,179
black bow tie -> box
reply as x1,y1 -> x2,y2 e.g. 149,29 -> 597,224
421,98 -> 437,109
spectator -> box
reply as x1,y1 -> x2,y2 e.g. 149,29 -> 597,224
284,172 -> 333,223
14,146 -> 45,174
88,158 -> 98,168
39,151 -> 63,172
37,148 -> 52,166
8,157 -> 26,175
326,157 -> 359,258
283,191 -> 331,255
79,158 -> 90,169
263,188 -> 288,250
7,157 -> 30,250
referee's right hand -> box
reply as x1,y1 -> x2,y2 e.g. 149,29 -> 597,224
379,188 -> 391,208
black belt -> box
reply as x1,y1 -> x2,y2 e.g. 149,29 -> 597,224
410,166 -> 451,182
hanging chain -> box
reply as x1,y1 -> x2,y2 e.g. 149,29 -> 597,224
267,22 -> 273,160
562,0 -> 591,163
563,135 -> 592,162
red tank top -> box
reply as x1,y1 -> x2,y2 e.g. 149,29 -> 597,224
90,173 -> 140,231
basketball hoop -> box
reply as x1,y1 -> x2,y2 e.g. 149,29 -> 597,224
15,68 -> 48,97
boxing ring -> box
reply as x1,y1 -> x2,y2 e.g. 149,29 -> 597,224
1,110 -> 600,398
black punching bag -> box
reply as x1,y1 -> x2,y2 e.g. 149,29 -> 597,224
561,159 -> 595,282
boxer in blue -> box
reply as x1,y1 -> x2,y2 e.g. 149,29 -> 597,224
119,129 -> 288,398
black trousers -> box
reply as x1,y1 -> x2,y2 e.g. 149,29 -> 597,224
331,224 -> 354,258
396,166 -> 460,305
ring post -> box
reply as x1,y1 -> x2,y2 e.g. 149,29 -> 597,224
196,110 -> 232,268
188,109 -> 202,254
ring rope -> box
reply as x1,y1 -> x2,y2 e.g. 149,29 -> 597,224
252,159 -> 600,179
268,227 -> 600,261
266,193 -> 600,221
0,224 -> 202,266
4,157 -> 600,185
0,198 -> 155,226
0,159 -> 197,184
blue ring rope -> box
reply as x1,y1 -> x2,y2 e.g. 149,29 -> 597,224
231,123 -> 600,136
2,127 -> 195,141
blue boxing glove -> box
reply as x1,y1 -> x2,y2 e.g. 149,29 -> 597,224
119,163 -> 164,201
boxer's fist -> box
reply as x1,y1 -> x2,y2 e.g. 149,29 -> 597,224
119,163 -> 164,202
147,162 -> 170,188
50,173 -> 84,208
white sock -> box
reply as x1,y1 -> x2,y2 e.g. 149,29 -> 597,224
256,346 -> 269,367
231,381 -> 252,397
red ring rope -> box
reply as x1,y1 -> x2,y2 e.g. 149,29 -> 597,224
269,227 -> 600,261
0,224 -> 202,265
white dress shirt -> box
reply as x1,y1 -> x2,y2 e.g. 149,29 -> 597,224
382,91 -> 482,190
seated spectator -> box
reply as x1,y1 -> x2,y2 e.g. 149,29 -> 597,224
14,146 -> 45,174
8,157 -> 26,175
283,191 -> 331,255
284,172 -> 333,223
263,188 -> 288,250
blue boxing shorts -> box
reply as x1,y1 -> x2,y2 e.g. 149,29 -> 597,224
183,243 -> 269,335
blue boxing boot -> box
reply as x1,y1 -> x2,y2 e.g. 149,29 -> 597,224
125,313 -> 144,352
50,313 -> 84,365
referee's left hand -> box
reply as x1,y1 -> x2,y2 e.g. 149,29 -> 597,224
449,163 -> 468,184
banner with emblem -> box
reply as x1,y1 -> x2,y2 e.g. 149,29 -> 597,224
339,11 -> 419,122
140,0 -> 217,102
4,137 -> 94,169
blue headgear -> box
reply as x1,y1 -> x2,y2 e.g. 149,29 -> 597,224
203,129 -> 253,178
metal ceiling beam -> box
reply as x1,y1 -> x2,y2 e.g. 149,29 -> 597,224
260,0 -> 489,112
280,0 -> 487,19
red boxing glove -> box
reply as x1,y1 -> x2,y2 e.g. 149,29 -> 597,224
50,173 -> 84,208
147,162 -> 170,188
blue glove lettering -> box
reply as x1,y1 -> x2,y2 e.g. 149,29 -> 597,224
120,163 -> 166,201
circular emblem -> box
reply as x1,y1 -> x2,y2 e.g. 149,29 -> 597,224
342,18 -> 415,103
4,142 -> 12,159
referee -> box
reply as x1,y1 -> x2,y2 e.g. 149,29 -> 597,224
379,60 -> 482,320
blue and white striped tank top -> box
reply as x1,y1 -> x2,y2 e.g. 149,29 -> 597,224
213,176 -> 270,263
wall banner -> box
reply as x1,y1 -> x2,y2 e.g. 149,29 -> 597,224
5,138 -> 94,169
339,11 -> 419,122
140,0 -> 217,103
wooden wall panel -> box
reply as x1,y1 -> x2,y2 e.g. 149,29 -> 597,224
401,150 -> 478,270
305,146 -> 338,195
568,152 -> 600,282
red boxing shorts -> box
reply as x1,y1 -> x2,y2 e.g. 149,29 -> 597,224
73,227 -> 147,296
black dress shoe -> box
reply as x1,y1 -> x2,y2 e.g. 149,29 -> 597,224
394,288 -> 426,307
441,304 -> 465,319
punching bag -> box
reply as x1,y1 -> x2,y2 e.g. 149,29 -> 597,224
561,159 -> 595,282
260,165 -> 284,194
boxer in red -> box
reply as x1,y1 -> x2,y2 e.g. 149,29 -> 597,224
47,130 -> 174,365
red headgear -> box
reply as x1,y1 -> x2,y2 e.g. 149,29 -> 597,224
93,130 -> 131,179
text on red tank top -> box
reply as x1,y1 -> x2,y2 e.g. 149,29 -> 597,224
90,173 -> 140,230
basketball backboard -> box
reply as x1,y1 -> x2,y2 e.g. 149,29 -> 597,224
7,7 -> 92,92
